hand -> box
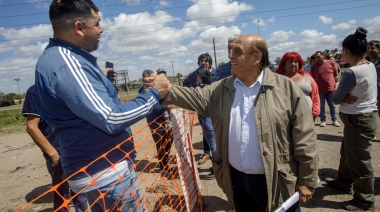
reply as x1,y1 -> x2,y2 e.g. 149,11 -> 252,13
151,72 -> 171,99
102,68 -> 116,81
343,95 -> 358,104
50,152 -> 60,166
296,185 -> 314,203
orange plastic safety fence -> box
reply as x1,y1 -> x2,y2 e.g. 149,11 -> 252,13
18,109 -> 202,212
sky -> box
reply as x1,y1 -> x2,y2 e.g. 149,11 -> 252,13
0,0 -> 379,94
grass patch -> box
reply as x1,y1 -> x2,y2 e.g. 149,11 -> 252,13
0,108 -> 26,135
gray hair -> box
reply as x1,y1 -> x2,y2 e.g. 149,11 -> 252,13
228,34 -> 241,42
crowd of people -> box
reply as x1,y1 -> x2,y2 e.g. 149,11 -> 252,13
24,0 -> 380,211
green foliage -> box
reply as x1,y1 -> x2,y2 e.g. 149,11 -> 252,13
13,94 -> 24,100
218,62 -> 225,67
0,100 -> 15,107
274,57 -> 281,65
0,108 -> 26,135
5,93 -> 17,100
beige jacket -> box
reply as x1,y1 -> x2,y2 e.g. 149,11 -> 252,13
164,68 -> 319,211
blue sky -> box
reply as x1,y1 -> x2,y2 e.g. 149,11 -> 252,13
0,0 -> 379,94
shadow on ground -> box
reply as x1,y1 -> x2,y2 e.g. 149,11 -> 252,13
317,134 -> 343,142
25,184 -> 53,204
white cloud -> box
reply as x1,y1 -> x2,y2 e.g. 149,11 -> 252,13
158,46 -> 189,57
268,30 -> 338,63
26,0 -> 49,8
362,16 -> 380,41
267,17 -> 275,23
253,17 -> 274,29
319,16 -> 333,25
332,20 -> 356,31
267,30 -> 295,43
187,0 -> 253,25
253,18 -> 267,27
159,0 -> 170,6
120,0 -> 142,4
0,24 -> 51,43
104,11 -> 191,54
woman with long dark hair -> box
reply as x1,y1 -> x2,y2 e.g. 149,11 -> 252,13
328,27 -> 379,211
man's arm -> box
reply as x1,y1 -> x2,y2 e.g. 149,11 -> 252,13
26,115 -> 60,166
40,65 -> 171,135
290,82 -> 319,202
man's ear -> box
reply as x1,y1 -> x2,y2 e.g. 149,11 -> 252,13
73,20 -> 85,36
253,51 -> 263,65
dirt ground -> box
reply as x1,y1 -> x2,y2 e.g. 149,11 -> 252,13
0,113 -> 380,211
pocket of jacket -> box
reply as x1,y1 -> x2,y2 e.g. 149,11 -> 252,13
277,163 -> 297,201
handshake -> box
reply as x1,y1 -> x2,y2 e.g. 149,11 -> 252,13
143,68 -> 172,99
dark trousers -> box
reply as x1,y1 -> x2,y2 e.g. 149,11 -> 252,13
230,165 -> 300,212
337,112 -> 379,207
51,160 -> 88,212
151,129 -> 173,170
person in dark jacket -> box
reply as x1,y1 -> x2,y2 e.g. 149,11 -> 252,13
140,69 -> 173,172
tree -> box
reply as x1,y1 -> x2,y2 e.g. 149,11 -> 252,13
5,93 -> 17,101
218,62 -> 225,67
0,91 -> 5,101
304,56 -> 311,65
274,57 -> 281,65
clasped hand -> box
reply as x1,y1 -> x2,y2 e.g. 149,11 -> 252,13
143,72 -> 171,99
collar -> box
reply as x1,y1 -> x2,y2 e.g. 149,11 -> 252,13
223,67 -> 277,91
48,38 -> 98,65
234,68 -> 264,88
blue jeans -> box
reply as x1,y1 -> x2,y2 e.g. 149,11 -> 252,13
198,115 -> 216,155
319,92 -> 337,122
82,168 -> 144,212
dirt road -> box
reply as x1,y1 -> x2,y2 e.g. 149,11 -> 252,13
1,117 -> 379,211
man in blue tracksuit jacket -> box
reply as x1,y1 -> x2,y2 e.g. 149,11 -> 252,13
35,1 -> 170,211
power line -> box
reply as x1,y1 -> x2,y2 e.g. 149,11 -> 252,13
0,2 -> 378,46
0,0 -> 375,42
0,0 -> 366,22
0,0 -> 228,19
0,0 -> 156,7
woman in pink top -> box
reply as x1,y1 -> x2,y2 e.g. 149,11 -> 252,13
275,52 -> 320,120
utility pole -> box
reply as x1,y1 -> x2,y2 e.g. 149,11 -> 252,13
213,38 -> 218,68
14,78 -> 20,94
124,69 -> 129,95
172,61 -> 174,83
257,19 -> 260,35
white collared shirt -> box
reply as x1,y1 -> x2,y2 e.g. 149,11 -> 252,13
228,71 -> 265,174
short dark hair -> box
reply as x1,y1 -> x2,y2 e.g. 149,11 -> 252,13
142,69 -> 153,78
49,0 -> 99,34
314,51 -> 323,56
342,27 -> 368,57
197,53 -> 213,67
368,40 -> 380,49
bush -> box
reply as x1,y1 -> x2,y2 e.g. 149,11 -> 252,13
0,100 -> 14,107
